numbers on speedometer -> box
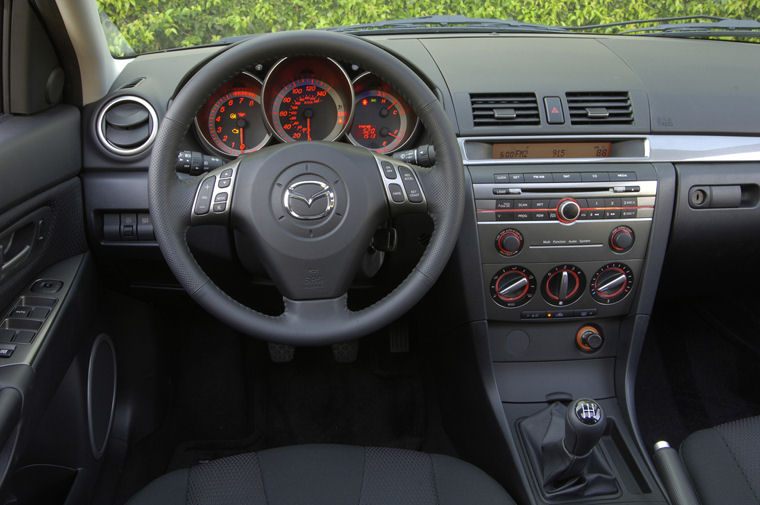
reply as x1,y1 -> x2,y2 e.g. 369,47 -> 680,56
270,78 -> 349,142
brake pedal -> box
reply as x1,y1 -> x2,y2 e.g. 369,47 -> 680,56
268,342 -> 294,363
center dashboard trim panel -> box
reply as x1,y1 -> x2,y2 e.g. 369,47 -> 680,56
459,135 -> 760,164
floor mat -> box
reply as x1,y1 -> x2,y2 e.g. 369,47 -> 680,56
635,297 -> 760,450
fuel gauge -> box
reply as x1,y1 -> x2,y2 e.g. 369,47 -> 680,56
348,74 -> 418,154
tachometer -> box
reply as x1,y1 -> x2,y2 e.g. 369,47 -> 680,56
194,73 -> 271,157
270,78 -> 349,142
262,57 -> 354,144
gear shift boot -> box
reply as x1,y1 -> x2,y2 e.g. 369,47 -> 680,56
518,401 -> 619,499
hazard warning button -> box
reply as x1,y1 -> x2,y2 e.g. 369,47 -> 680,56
544,96 -> 565,124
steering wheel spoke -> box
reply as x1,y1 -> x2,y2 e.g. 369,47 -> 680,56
373,154 -> 428,216
281,294 -> 350,327
189,160 -> 240,226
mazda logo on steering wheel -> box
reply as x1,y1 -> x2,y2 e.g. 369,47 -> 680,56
283,179 -> 336,220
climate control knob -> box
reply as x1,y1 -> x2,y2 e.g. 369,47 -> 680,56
590,263 -> 634,304
541,264 -> 586,306
557,198 -> 581,224
490,266 -> 536,308
610,226 -> 635,252
496,229 -> 523,256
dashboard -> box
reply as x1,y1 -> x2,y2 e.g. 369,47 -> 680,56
192,56 -> 419,158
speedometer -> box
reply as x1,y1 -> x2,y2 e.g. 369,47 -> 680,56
262,57 -> 354,144
270,78 -> 349,142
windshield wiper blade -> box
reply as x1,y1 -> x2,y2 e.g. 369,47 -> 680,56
329,15 -> 568,34
565,16 -> 760,39
619,18 -> 760,37
565,15 -> 726,32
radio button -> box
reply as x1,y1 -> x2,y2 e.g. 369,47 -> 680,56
533,199 -> 550,209
590,210 -> 605,219
621,197 -> 638,207
582,172 -> 610,182
508,173 -> 524,183
610,172 -> 637,181
533,212 -> 549,220
515,212 -> 531,221
587,198 -> 605,209
553,172 -> 581,183
606,197 -> 622,208
525,173 -> 552,183
515,200 -> 531,209
605,209 -> 621,219
496,200 -> 514,210
621,209 -> 637,218
494,173 -> 510,182
557,198 -> 581,223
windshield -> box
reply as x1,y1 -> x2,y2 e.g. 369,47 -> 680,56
97,0 -> 760,57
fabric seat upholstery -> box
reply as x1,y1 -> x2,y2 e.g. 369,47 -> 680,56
680,415 -> 760,505
127,444 -> 516,505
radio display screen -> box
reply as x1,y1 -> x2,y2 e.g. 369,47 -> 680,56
492,142 -> 612,159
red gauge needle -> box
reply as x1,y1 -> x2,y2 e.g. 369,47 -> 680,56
307,117 -> 311,141
240,127 -> 244,149
386,101 -> 398,111
387,132 -> 400,139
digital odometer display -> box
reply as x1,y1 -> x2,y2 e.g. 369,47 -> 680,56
492,142 -> 612,159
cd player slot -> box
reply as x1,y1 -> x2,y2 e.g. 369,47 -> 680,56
518,186 -> 629,194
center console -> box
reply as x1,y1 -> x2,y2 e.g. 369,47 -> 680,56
442,137 -> 673,505
471,163 -> 656,325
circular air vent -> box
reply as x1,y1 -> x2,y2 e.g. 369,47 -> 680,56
96,95 -> 158,156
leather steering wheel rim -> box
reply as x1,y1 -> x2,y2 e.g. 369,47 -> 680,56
148,30 -> 464,345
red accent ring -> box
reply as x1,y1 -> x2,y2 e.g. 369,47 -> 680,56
611,228 -> 632,251
496,270 -> 530,302
497,230 -> 522,255
556,198 -> 580,224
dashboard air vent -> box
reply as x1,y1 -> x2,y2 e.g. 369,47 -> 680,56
96,95 -> 158,156
470,93 -> 540,126
566,92 -> 633,125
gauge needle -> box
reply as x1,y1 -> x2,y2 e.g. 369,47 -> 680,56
386,101 -> 398,111
307,117 -> 311,141
240,127 -> 244,148
387,132 -> 400,139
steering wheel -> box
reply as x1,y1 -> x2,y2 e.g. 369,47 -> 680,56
149,31 -> 464,345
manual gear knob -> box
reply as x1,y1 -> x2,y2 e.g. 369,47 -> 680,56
564,398 -> 607,457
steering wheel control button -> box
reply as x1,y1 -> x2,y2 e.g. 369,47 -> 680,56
381,161 -> 397,179
490,266 -> 536,308
213,203 -> 226,213
194,176 -> 216,215
610,226 -> 635,252
388,184 -> 405,203
496,229 -> 523,256
397,166 -> 423,203
590,263 -> 634,304
214,192 -> 229,203
0,345 -> 15,358
220,168 -> 233,179
218,178 -> 231,188
542,265 -> 586,307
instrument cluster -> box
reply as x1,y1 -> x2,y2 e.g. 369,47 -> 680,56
193,56 -> 419,158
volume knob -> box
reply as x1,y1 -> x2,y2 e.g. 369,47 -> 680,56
557,198 -> 581,224
496,229 -> 523,256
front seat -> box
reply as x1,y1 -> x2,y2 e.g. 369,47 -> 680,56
680,415 -> 760,505
127,444 -> 517,505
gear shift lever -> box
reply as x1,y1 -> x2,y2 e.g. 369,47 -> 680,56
518,398 -> 617,499
564,399 -> 607,457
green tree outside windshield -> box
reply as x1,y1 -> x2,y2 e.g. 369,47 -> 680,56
98,0 -> 760,56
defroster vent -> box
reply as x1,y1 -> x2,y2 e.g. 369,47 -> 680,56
470,93 -> 540,126
566,92 -> 633,125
